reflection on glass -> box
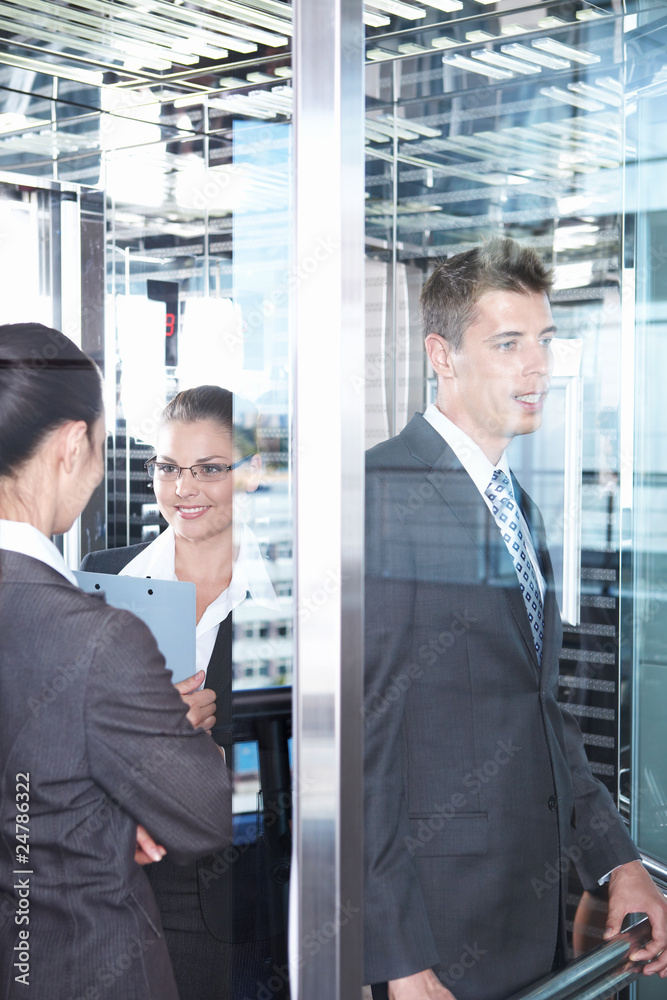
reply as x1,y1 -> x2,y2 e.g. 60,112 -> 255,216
630,30 -> 667,879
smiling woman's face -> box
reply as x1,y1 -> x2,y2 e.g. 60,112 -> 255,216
153,418 -> 237,543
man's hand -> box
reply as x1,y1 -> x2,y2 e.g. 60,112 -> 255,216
175,670 -> 217,732
388,969 -> 457,1000
134,824 -> 166,865
605,860 -> 667,977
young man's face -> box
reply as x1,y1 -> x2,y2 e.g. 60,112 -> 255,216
427,288 -> 556,463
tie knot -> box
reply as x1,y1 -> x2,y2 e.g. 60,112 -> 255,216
485,469 -> 513,507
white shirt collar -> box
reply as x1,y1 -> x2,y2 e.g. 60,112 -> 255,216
119,522 -> 279,636
423,403 -> 513,500
0,519 -> 78,586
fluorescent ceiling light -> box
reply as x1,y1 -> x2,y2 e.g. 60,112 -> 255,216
173,96 -> 204,108
501,43 -> 570,68
553,261 -> 593,289
444,54 -> 513,78
431,35 -> 457,48
500,23 -> 528,35
247,71 -> 274,82
364,10 -> 391,25
568,81 -> 622,106
0,113 -> 28,134
369,117 -> 424,140
273,66 -> 292,77
365,0 -> 426,18
219,77 -> 248,88
596,76 -> 622,92
398,42 -> 429,54
466,30 -> 495,41
532,38 -> 600,65
422,0 -> 463,11
537,16 -> 568,28
0,51 -> 103,86
367,47 -> 398,60
540,86 -> 605,111
472,49 -> 541,74
576,9 -> 606,20
378,115 -> 440,137
189,0 -> 290,38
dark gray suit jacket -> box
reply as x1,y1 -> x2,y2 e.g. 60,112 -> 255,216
0,550 -> 231,1000
363,415 -> 639,1000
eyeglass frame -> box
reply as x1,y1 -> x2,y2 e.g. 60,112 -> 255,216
144,454 -> 252,482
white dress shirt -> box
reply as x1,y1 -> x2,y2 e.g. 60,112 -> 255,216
423,403 -> 546,601
119,523 -> 279,678
0,519 -> 78,586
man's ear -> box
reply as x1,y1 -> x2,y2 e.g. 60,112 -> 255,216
245,453 -> 262,494
425,333 -> 456,381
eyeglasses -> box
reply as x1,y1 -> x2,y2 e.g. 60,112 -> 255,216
144,455 -> 251,482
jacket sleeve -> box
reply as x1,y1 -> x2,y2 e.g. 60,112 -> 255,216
560,706 -> 639,889
363,472 -> 440,985
84,606 -> 231,864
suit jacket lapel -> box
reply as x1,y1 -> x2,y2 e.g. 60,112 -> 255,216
401,414 -> 543,671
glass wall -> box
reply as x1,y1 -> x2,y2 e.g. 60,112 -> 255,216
3,0 -> 667,995
360,0 -> 667,982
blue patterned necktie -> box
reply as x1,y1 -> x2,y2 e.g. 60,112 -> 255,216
484,469 -> 544,662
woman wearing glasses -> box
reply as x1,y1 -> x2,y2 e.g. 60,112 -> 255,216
0,325 -> 230,1000
81,385 -> 278,1000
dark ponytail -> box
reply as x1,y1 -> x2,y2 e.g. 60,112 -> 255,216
0,324 -> 103,478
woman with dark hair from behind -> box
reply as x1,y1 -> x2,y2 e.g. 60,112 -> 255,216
82,383 -> 281,1000
0,324 -> 231,1000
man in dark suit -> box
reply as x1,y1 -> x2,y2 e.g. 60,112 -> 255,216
363,238 -> 667,1000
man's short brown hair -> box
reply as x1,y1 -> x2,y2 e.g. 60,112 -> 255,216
420,237 -> 553,351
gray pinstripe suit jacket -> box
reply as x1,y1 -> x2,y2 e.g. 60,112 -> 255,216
0,550 -> 231,1000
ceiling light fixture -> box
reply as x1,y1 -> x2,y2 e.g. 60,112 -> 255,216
532,38 -> 600,65
364,0 -> 426,19
568,81 -> 622,106
471,49 -> 541,74
364,10 -> 391,25
0,51 -> 103,86
540,85 -> 605,111
500,43 -> 570,68
443,54 -> 513,78
500,23 -> 528,35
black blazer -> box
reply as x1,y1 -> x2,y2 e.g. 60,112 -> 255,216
363,415 -> 639,1000
0,550 -> 230,1000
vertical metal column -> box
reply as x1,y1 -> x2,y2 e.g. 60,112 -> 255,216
293,0 -> 365,998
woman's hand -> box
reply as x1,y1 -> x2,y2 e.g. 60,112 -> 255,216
134,824 -> 166,865
175,670 -> 217,733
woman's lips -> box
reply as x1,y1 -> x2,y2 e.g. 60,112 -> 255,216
175,505 -> 210,519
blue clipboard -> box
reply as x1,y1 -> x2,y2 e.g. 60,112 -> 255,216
74,571 -> 196,684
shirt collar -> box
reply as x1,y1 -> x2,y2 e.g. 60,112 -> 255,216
423,404 -> 513,500
119,522 -> 279,632
0,519 -> 78,586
